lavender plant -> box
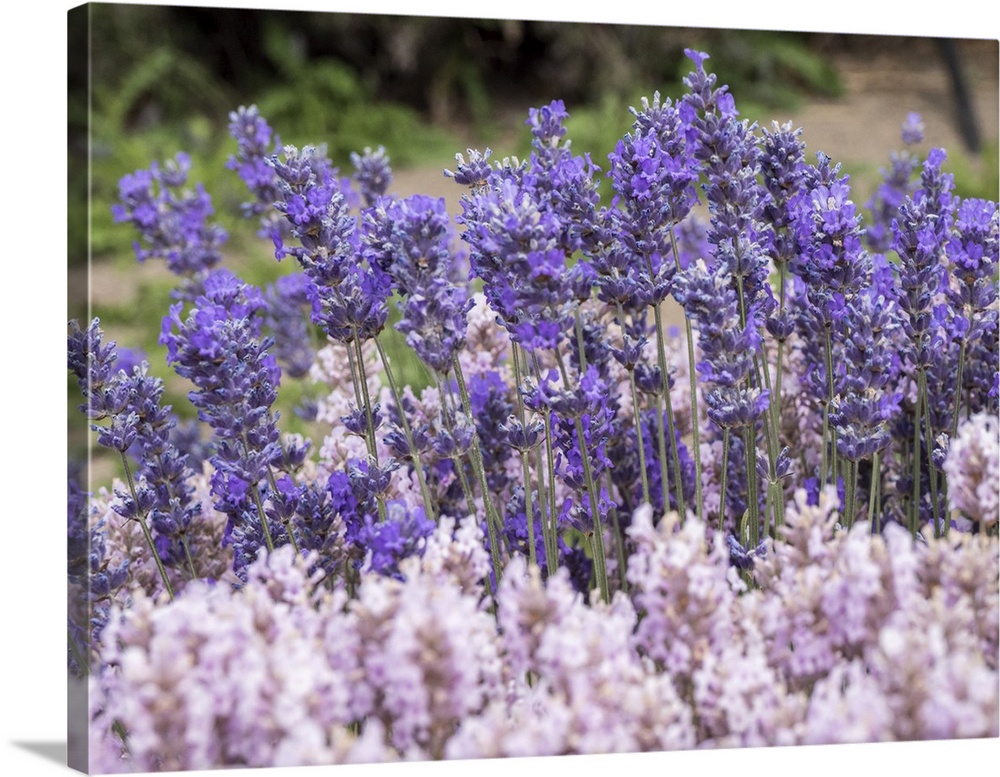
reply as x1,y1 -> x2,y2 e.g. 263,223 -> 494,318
73,49 -> 999,772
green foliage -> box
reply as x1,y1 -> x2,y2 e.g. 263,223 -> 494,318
252,48 -> 458,166
562,92 -> 638,200
699,30 -> 843,110
77,7 -> 463,268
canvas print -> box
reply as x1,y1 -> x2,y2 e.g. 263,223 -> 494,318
66,2 -> 1000,773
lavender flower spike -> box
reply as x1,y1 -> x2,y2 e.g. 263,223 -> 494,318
112,152 -> 227,280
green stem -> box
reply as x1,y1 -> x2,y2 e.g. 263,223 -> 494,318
743,426 -> 760,548
181,536 -> 198,581
669,229 -> 703,521
823,328 -> 838,489
574,307 -> 589,373
521,451 -> 538,569
652,302 -> 686,519
352,337 -> 380,465
628,368 -> 652,505
352,337 -> 388,523
375,338 -> 435,522
846,459 -> 858,529
614,302 -> 651,506
606,472 -> 629,594
910,370 -> 924,537
773,340 -> 787,533
534,444 -> 558,577
432,374 -> 479,517
264,467 -> 301,555
452,355 -> 506,586
821,398 -> 830,494
951,340 -> 967,440
919,371 -> 942,537
512,345 -> 546,570
68,627 -> 89,677
868,451 -> 881,528
248,480 -> 276,553
575,416 -> 610,603
120,455 -> 175,600
344,338 -> 366,419
719,428 -> 731,534
530,353 -> 560,570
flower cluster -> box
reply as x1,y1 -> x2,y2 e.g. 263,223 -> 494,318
77,48 -> 999,772
84,502 -> 997,771
112,152 -> 227,282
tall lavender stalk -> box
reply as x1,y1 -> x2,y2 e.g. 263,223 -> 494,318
892,149 -> 954,535
604,88 -> 701,520
68,320 -> 178,598
678,50 -> 774,541
828,257 -> 903,527
112,151 -> 227,297
788,152 -> 872,497
451,100 -> 615,598
160,269 -> 299,573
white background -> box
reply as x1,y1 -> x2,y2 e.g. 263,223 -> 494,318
3,1 -> 998,775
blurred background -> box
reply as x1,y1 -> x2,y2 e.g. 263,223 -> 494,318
68,4 -> 1000,266
66,1 -> 999,468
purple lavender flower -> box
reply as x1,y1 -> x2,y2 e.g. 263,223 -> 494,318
467,370 -> 515,493
68,462 -> 128,676
456,101 -> 601,353
227,105 -> 283,230
159,268 -> 289,564
263,474 -> 344,579
347,455 -> 401,511
901,112 -> 925,145
354,499 -> 434,580
269,144 -> 392,348
829,257 -> 903,463
359,193 -> 474,374
894,148 -> 954,371
460,177 -> 575,351
267,144 -> 356,281
681,49 -> 772,323
726,534 -> 767,570
601,93 -> 698,311
306,262 -> 391,345
758,121 -> 806,270
446,147 -> 493,187
637,407 -> 697,514
351,145 -> 393,206
361,194 -> 462,293
865,114 -> 924,252
262,271 -> 316,379
674,261 -> 766,424
530,365 -> 615,493
69,319 -> 201,569
944,198 -> 999,395
789,154 -> 871,310
112,152 -> 227,279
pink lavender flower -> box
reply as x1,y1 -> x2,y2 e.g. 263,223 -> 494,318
942,412 -> 999,530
